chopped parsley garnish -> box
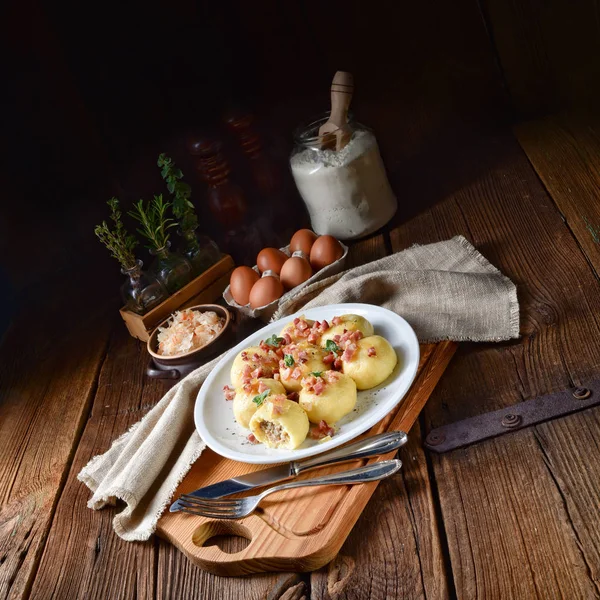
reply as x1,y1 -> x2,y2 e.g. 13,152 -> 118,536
310,371 -> 323,378
284,354 -> 295,367
264,334 -> 284,348
252,389 -> 271,406
324,340 -> 340,354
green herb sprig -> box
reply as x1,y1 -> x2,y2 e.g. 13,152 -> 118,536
284,354 -> 295,367
252,389 -> 271,406
128,194 -> 176,251
324,340 -> 340,354
310,371 -> 323,378
264,334 -> 285,348
94,198 -> 138,270
157,153 -> 198,233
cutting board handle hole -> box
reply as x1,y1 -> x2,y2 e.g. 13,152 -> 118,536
192,521 -> 252,554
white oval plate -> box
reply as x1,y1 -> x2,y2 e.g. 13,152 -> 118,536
195,303 -> 420,464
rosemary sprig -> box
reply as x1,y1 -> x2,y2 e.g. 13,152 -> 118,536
157,153 -> 198,233
128,194 -> 176,251
94,197 -> 138,270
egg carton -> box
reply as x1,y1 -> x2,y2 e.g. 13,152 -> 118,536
223,242 -> 349,322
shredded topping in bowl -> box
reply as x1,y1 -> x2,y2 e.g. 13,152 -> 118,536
157,309 -> 225,356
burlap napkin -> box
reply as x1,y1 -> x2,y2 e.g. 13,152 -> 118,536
78,236 -> 519,541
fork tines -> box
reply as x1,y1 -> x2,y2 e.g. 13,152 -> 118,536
178,494 -> 246,519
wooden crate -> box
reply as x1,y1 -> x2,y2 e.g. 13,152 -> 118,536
119,255 -> 234,342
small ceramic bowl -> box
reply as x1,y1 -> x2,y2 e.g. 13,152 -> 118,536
146,304 -> 233,380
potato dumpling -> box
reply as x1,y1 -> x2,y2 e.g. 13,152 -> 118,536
279,315 -> 315,344
342,335 -> 397,390
299,371 -> 357,424
230,345 -> 280,388
279,342 -> 330,392
249,395 -> 309,449
321,314 -> 375,344
233,378 -> 286,428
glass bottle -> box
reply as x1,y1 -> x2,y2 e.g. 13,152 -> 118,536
121,260 -> 167,315
290,112 -> 397,240
148,241 -> 193,294
178,228 -> 221,275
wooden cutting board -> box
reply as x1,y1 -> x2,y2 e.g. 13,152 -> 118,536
156,341 -> 456,576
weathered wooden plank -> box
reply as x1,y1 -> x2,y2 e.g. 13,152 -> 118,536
390,130 -> 600,598
482,0 -> 600,116
28,326 -> 161,600
345,234 -> 387,270
310,420 -> 450,600
0,294 -> 111,599
156,541 -> 308,599
308,237 -> 451,599
515,113 -> 600,279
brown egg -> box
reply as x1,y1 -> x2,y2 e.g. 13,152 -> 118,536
249,275 -> 284,309
290,229 -> 318,256
280,255 -> 313,290
309,235 -> 344,270
256,248 -> 288,274
229,266 -> 260,306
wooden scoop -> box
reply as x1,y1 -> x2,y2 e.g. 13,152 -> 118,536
319,71 -> 354,151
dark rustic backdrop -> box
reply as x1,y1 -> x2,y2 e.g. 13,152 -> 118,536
2,0 -> 599,329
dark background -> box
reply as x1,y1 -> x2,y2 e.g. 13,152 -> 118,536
2,0 -> 599,334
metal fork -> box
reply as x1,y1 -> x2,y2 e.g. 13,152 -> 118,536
178,459 -> 402,519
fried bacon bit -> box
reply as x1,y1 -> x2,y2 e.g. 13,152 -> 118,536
332,316 -> 342,326
333,334 -> 341,343
241,351 -> 248,361
307,332 -> 319,344
243,381 -> 253,393
323,352 -> 335,364
259,341 -> 269,352
291,367 -> 303,380
342,343 -> 357,362
252,353 -> 261,361
286,391 -> 299,402
251,367 -> 264,379
283,333 -> 292,345
325,370 -> 341,383
223,385 -> 236,401
269,395 -> 286,416
258,381 -> 269,393
273,372 -> 281,381
295,318 -> 309,331
334,357 -> 343,370
298,350 -> 309,364
311,320 -> 329,333
338,330 -> 363,348
309,420 -> 335,439
368,346 -> 377,357
302,374 -> 326,395
247,433 -> 259,444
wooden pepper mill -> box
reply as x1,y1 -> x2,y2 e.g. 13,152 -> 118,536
188,137 -> 247,228
224,110 -> 280,198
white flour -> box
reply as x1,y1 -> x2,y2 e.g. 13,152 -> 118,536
291,130 -> 397,239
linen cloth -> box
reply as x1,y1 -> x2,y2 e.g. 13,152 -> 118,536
78,235 -> 519,541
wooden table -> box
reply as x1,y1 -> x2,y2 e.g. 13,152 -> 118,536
3,117 -> 600,599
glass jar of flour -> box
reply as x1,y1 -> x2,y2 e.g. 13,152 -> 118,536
290,113 -> 397,240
